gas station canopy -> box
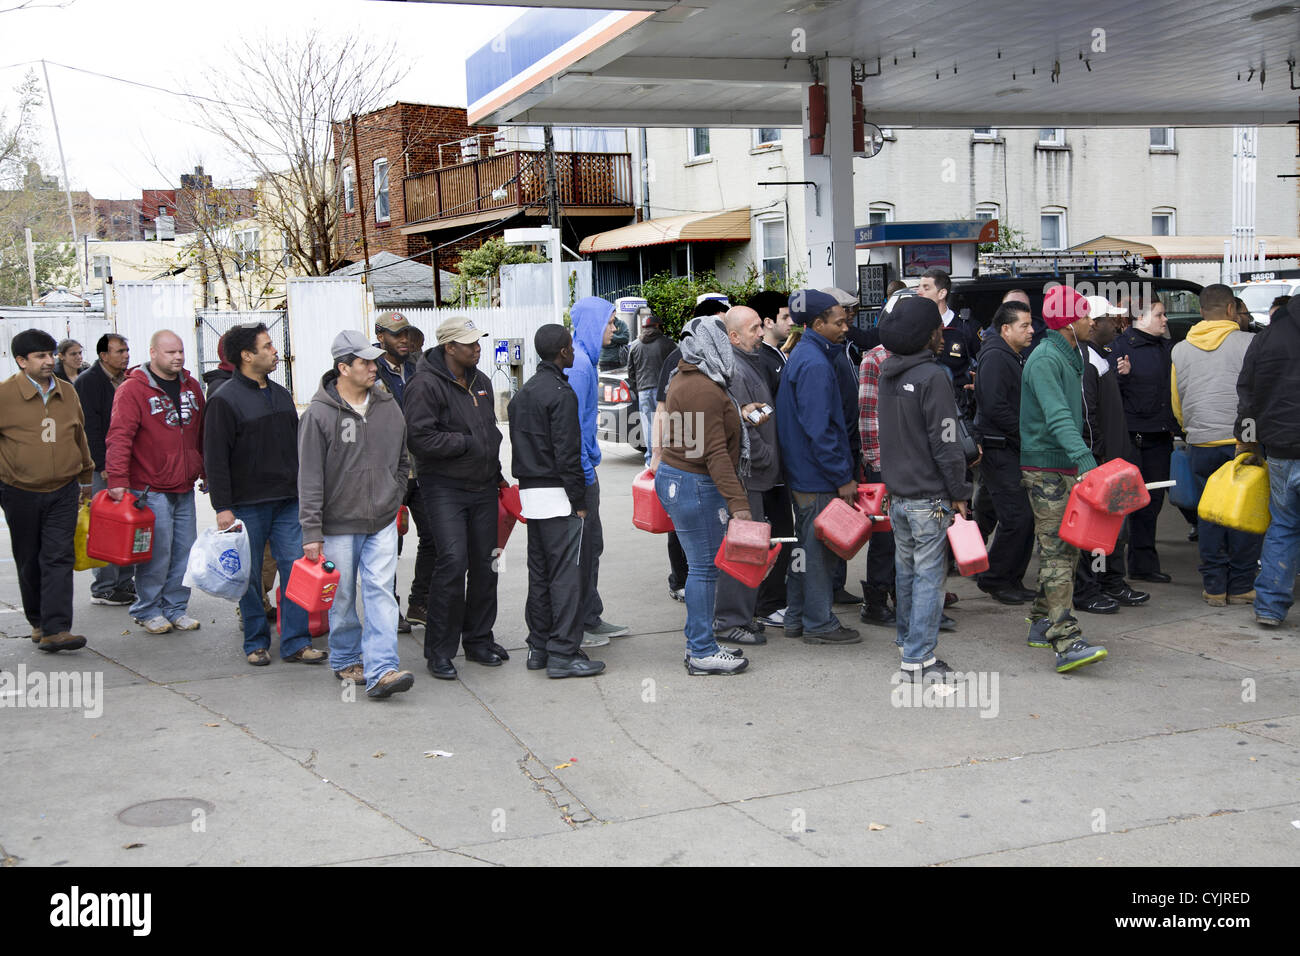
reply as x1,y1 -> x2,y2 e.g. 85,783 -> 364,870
437,0 -> 1300,128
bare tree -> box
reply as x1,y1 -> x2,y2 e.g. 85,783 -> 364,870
188,31 -> 408,277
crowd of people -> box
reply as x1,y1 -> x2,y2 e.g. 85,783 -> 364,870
2,275 -> 1297,693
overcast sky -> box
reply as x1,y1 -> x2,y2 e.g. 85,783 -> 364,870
1,0 -> 522,198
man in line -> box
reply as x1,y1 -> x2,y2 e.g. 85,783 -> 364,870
1171,284 -> 1261,606
0,329 -> 94,652
508,325 -> 605,678
971,302 -> 1038,605
626,309 -> 674,468
106,330 -> 205,635
1236,295 -> 1300,627
299,331 -> 414,697
1019,287 -> 1108,672
857,337 -> 898,627
75,333 -> 136,606
372,310 -> 434,634
824,287 -> 869,606
598,312 -> 630,371
712,306 -> 780,646
775,289 -> 861,645
750,290 -> 792,393
566,296 -> 628,647
204,323 -> 325,667
405,317 -> 510,679
877,297 -> 972,681
1111,297 -> 1177,584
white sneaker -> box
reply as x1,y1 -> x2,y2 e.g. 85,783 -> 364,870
758,607 -> 787,627
685,648 -> 750,675
169,615 -> 201,631
581,632 -> 611,648
135,616 -> 172,634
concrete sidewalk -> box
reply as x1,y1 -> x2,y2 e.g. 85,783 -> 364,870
1,440 -> 1297,866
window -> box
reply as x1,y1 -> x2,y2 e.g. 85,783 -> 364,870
373,158 -> 390,223
343,166 -> 356,214
689,128 -> 711,161
1040,209 -> 1066,249
1150,127 -> 1175,151
758,218 -> 787,282
234,228 -> 260,272
1152,208 -> 1175,236
975,202 -> 999,223
868,202 -> 894,225
92,255 -> 111,279
281,231 -> 292,268
972,127 -> 998,140
1038,128 -> 1066,147
754,128 -> 781,148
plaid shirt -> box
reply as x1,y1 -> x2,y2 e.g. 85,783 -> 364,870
858,344 -> 891,471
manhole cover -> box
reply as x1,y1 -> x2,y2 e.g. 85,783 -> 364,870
117,798 -> 215,828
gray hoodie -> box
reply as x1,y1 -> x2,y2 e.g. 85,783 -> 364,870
298,370 -> 409,541
878,350 -> 972,502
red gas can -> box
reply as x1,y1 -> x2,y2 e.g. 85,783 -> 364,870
1059,483 -> 1126,552
814,498 -> 872,560
284,557 -> 340,613
395,505 -> 409,536
632,468 -> 674,533
715,539 -> 783,588
723,519 -> 772,564
276,586 -> 329,638
497,484 -> 526,550
1076,458 -> 1149,516
946,514 -> 989,576
855,483 -> 892,532
86,489 -> 156,565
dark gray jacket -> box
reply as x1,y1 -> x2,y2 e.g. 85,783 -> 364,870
729,345 -> 780,492
878,350 -> 972,502
627,331 -> 674,397
297,371 -> 408,542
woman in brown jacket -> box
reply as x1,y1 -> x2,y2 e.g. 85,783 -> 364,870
654,315 -> 768,675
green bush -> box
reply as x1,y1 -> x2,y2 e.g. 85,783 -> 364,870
637,263 -> 798,340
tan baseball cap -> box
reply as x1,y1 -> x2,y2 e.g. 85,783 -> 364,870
435,315 -> 490,346
375,311 -> 410,333
821,287 -> 859,308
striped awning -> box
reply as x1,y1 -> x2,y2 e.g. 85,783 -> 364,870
579,208 -> 751,254
1070,235 -> 1300,262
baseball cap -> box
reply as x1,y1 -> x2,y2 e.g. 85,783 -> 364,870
1042,286 -> 1091,331
375,311 -> 411,333
788,289 -> 839,325
331,329 -> 384,362
821,287 -> 859,308
436,316 -> 490,346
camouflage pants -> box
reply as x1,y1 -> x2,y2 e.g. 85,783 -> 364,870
1021,470 -> 1083,649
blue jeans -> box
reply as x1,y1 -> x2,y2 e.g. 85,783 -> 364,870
90,471 -> 135,597
655,464 -> 728,657
637,392 -> 657,466
891,496 -> 951,667
786,491 -> 841,635
1189,445 -> 1263,596
234,499 -> 311,658
1255,457 -> 1300,622
324,524 -> 401,690
129,488 -> 196,622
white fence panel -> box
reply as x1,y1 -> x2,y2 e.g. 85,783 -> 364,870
287,277 -> 368,405
500,261 -> 592,308
399,304 -> 555,398
0,308 -> 111,374
114,281 -> 199,381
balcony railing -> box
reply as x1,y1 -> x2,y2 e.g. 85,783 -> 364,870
403,151 -> 633,225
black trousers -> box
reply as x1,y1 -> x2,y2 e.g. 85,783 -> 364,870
525,513 -> 585,657
1074,517 -> 1130,601
713,487 -> 768,631
579,479 -> 605,629
1128,433 -> 1172,576
973,464 -> 998,540
402,476 -> 437,611
974,445 -> 1035,591
420,483 -> 497,661
667,531 -> 688,591
756,483 -> 793,616
859,465 -> 896,601
0,479 -> 78,635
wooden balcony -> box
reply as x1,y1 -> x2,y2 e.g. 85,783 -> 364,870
402,151 -> 633,231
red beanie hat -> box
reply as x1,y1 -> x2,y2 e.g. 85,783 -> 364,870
1042,285 -> 1090,330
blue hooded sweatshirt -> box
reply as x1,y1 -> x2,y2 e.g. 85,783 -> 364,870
566,296 -> 612,484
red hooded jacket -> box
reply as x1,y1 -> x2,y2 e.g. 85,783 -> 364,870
106,364 -> 206,493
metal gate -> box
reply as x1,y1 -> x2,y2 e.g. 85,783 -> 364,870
194,310 -> 292,393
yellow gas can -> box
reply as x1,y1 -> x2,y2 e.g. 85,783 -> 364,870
1198,454 -> 1271,535
74,501 -> 108,572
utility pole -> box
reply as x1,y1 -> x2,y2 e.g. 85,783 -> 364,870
543,125 -> 561,231
41,60 -> 83,295
349,114 -> 372,271
24,228 -> 37,304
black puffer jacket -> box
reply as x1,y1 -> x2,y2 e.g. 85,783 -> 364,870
972,332 -> 1023,448
404,346 -> 504,491
1111,326 -> 1177,433
1236,297 -> 1300,459
507,360 -> 585,511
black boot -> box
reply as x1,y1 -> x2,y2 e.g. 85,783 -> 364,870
859,583 -> 896,626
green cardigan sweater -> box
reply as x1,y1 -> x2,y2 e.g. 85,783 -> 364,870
1018,330 -> 1099,474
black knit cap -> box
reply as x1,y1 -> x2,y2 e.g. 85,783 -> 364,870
534,323 -> 572,361
878,295 -> 941,355
11,328 -> 58,358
